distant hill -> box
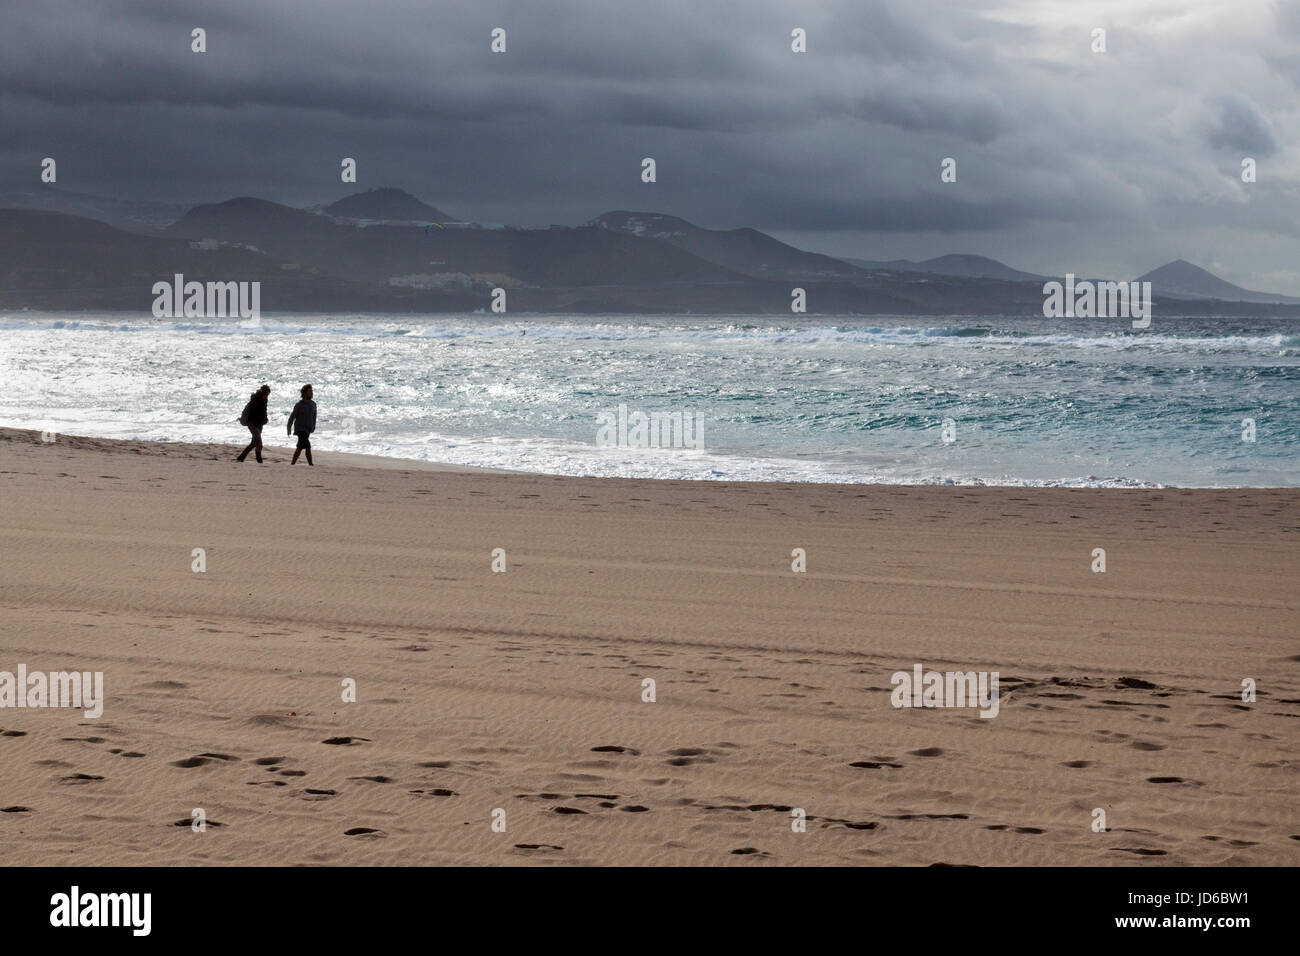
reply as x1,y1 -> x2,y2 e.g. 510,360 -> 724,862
841,253 -> 1046,283
0,185 -> 189,231
590,211 -> 866,281
173,197 -> 335,241
324,188 -> 455,223
1137,259 -> 1300,304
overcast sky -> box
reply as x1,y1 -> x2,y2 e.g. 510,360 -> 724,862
3,0 -> 1299,292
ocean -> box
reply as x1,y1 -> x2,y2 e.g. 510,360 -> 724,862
1,312 -> 1297,487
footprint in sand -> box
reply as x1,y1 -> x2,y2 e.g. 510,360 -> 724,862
590,745 -> 640,755
514,844 -> 563,852
1116,677 -> 1158,690
409,788 -> 458,797
1,806 -> 33,813
730,847 -> 771,856
349,775 -> 392,783
1201,836 -> 1257,847
1112,847 -> 1167,856
814,815 -> 879,829
1062,760 -> 1091,768
171,818 -> 224,827
1,730 -> 28,737
60,773 -> 104,784
322,737 -> 370,746
170,756 -> 212,768
909,747 -> 945,757
171,753 -> 238,768
343,827 -> 385,837
248,715 -> 298,728
665,747 -> 716,767
253,756 -> 285,765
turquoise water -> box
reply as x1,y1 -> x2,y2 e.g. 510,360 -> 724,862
1,312 -> 1297,486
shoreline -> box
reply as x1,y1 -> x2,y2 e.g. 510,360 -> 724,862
1,427 -> 1293,489
0,426 -> 517,476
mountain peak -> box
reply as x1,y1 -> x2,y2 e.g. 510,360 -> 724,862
170,196 -> 320,235
1138,259 -> 1299,303
324,188 -> 454,223
1144,258 -> 1209,277
588,210 -> 696,238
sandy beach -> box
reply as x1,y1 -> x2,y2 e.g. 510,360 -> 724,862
0,425 -> 1296,865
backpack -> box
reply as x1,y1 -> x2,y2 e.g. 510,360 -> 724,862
239,399 -> 253,426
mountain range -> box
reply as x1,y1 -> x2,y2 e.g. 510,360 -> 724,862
1,185 -> 1297,314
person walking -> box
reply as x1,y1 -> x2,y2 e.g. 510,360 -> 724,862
287,384 -> 317,466
236,384 -> 271,463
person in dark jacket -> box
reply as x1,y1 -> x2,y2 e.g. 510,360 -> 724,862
287,384 -> 317,466
236,384 -> 271,463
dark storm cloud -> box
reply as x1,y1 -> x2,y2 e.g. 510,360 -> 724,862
848,91 -> 1006,145
1206,96 -> 1278,156
1,0 -> 1298,291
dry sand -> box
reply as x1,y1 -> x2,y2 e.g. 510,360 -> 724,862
0,426 -> 1296,865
